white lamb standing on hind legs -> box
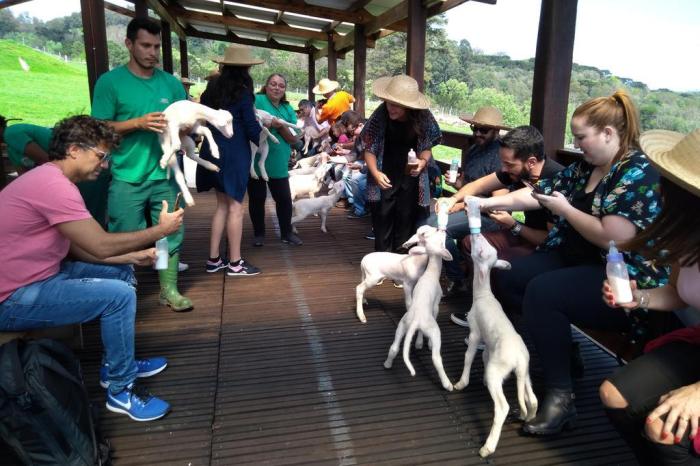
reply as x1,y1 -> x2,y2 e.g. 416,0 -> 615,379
383,226 -> 453,392
158,100 -> 233,207
453,233 -> 538,458
250,109 -> 299,182
291,180 -> 345,233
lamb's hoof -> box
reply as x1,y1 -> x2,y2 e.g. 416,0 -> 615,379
321,228 -> 328,233
211,151 -> 220,159
383,360 -> 393,369
213,167 -> 221,172
261,176 -> 269,181
479,446 -> 494,458
250,173 -> 259,180
454,381 -> 467,391
159,161 -> 168,169
415,341 -> 423,350
444,383 -> 454,392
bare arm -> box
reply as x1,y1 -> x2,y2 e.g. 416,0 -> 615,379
487,211 -> 549,246
438,172 -> 506,213
604,266 -> 687,311
271,120 -> 298,144
364,151 -> 392,189
24,142 -> 50,165
69,243 -> 156,266
107,112 -> 168,135
478,187 -> 542,212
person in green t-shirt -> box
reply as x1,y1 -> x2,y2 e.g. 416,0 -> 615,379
91,17 -> 191,312
247,73 -> 302,246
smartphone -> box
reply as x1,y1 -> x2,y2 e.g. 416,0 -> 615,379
522,179 -> 545,195
174,192 -> 183,210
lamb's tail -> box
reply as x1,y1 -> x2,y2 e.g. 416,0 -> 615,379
402,320 -> 420,376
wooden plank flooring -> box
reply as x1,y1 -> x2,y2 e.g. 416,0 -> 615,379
13,190 -> 638,465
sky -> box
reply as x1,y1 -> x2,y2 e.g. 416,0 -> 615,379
8,0 -> 700,92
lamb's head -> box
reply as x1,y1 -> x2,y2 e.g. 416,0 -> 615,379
402,224 -> 433,249
313,162 -> 331,180
406,226 -> 452,261
212,110 -> 234,138
470,233 -> 511,279
329,179 -> 345,196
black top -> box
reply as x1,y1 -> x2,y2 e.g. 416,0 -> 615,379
560,187 -> 603,265
382,118 -> 418,186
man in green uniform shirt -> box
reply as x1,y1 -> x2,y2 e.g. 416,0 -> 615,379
91,17 -> 192,312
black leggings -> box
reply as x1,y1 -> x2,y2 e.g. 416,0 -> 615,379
369,175 -> 419,252
247,177 -> 293,239
494,250 -> 630,390
607,342 -> 700,465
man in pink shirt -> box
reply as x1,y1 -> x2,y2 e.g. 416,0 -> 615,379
0,115 -> 183,422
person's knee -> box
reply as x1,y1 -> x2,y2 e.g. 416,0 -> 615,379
599,380 -> 628,409
645,417 -> 675,445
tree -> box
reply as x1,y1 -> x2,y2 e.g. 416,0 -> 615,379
434,79 -> 469,111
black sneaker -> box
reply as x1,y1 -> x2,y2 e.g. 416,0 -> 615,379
226,259 -> 261,276
206,257 -> 227,273
282,233 -> 303,246
252,236 -> 264,247
347,211 -> 370,219
364,231 -> 375,240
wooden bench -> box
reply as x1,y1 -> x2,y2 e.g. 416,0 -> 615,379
0,324 -> 84,349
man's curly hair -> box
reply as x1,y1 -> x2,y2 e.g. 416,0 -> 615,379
49,115 -> 121,161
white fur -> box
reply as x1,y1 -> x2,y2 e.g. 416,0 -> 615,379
298,107 -> 331,155
250,109 -> 298,182
158,100 -> 233,206
293,153 -> 321,169
288,163 -> 330,201
453,233 -> 538,458
383,226 -> 454,392
291,180 -> 345,233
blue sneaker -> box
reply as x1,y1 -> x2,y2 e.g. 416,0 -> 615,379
100,357 -> 168,389
106,383 -> 170,422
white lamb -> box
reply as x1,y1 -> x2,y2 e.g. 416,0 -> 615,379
288,163 -> 330,201
250,109 -> 299,182
158,100 -> 233,206
383,226 -> 453,392
293,153 -> 321,169
291,180 -> 345,233
453,233 -> 538,458
298,105 -> 331,155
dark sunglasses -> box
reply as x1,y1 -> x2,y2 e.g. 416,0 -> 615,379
470,125 -> 492,135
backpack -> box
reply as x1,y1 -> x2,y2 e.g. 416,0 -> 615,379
0,338 -> 110,465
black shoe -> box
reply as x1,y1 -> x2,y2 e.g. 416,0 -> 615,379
282,233 -> 303,246
252,235 -> 264,247
571,342 -> 585,379
522,389 -> 577,436
444,279 -> 466,297
347,211 -> 370,219
364,231 -> 375,240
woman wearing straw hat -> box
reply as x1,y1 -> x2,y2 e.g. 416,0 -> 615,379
196,44 -> 265,276
313,78 -> 355,126
600,129 -> 700,465
360,74 -> 441,252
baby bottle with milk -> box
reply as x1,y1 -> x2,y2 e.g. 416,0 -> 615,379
465,197 -> 482,234
448,159 -> 459,183
606,240 -> 633,304
155,237 -> 169,270
437,199 -> 450,230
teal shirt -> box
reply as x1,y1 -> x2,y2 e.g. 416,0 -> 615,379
91,66 -> 186,183
253,94 -> 297,179
4,124 -> 51,168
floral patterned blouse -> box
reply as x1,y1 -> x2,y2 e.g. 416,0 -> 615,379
359,104 -> 442,207
535,150 -> 669,289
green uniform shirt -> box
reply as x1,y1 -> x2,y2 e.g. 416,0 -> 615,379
253,94 -> 297,180
91,66 -> 186,183
4,124 -> 51,168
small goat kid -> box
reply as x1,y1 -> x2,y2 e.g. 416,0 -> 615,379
291,180 -> 345,233
158,100 -> 233,206
250,109 -> 299,182
383,226 -> 453,392
453,233 -> 538,458
288,163 -> 330,201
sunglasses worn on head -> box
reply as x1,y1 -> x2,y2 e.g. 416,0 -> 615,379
470,125 -> 493,135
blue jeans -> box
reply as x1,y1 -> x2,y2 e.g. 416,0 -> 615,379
426,210 -> 501,281
344,169 -> 367,215
0,261 -> 139,394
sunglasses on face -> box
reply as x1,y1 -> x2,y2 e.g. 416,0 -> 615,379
81,145 -> 111,163
470,125 -> 492,135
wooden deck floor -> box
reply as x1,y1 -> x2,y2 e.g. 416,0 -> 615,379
59,192 -> 634,464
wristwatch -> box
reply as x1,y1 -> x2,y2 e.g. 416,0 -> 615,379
510,221 -> 523,236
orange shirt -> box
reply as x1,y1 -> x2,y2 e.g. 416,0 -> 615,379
318,90 -> 355,125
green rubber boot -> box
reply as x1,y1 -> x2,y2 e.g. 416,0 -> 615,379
158,253 -> 193,312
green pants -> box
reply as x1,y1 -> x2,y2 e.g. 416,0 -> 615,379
77,170 -> 111,228
108,178 -> 184,254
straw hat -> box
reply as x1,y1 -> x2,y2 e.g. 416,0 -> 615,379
312,78 -> 340,95
204,68 -> 220,81
459,106 -> 510,130
640,129 -> 700,197
371,75 -> 430,110
180,77 -> 195,86
212,44 -> 264,66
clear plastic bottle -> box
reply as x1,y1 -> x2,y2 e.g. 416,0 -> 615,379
437,199 -> 450,230
448,159 -> 459,183
466,197 -> 482,234
606,240 -> 633,304
405,148 -> 418,174
155,237 -> 169,270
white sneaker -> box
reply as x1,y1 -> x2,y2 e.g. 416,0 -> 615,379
178,262 -> 189,272
450,312 -> 470,328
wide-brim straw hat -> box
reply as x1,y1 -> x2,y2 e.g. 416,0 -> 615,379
371,75 -> 430,110
180,77 -> 195,86
640,129 -> 700,197
312,78 -> 340,95
213,44 -> 264,66
459,106 -> 510,130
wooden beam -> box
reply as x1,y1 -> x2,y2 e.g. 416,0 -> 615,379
406,0 -> 426,90
80,0 -> 109,102
146,0 -> 186,38
308,52 -> 316,102
365,1 -> 408,36
161,19 -> 173,73
105,1 -> 135,18
223,0 -> 369,24
327,33 -> 337,80
177,8 -> 329,41
179,38 -> 189,78
353,24 -> 366,118
0,0 -> 32,9
348,0 -> 373,12
322,21 -> 341,33
314,31 -> 375,60
530,0 -> 578,161
186,28 -> 310,54
134,0 -> 147,19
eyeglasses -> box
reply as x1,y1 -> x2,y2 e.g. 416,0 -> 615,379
81,145 -> 111,163
470,125 -> 492,135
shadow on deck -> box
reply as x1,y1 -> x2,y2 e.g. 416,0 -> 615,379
71,192 -> 635,465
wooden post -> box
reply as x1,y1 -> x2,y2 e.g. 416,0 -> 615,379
179,38 -> 189,78
406,0 -> 426,91
80,0 -> 109,102
530,0 -> 578,159
161,20 -> 173,73
308,52 -> 316,102
327,33 -> 337,81
353,24 -> 366,118
134,0 -> 148,19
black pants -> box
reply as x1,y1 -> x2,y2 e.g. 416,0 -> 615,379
369,175 -> 419,252
247,177 -> 293,239
494,250 -> 630,390
607,342 -> 700,465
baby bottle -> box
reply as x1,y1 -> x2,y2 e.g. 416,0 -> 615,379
466,197 -> 482,234
155,237 -> 169,270
606,240 -> 633,304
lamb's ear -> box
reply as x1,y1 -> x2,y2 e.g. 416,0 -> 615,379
402,234 -> 420,248
408,246 -> 426,256
440,249 -> 453,261
494,260 -> 511,270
